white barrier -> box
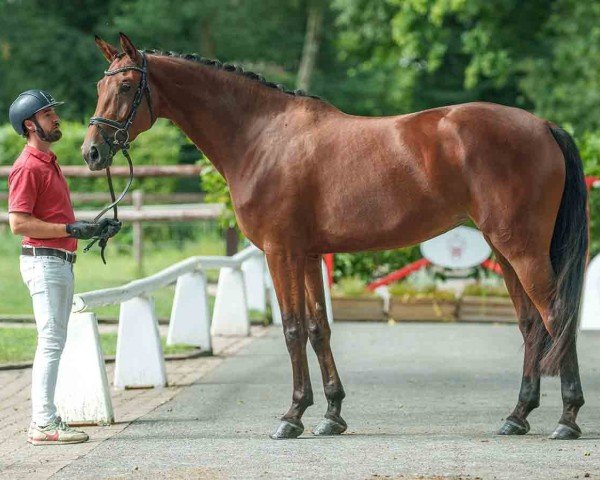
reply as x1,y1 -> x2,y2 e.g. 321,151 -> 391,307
55,313 -> 114,425
62,245 -> 264,423
61,245 -> 335,423
114,296 -> 167,389
167,271 -> 212,351
242,254 -> 267,314
211,267 -> 250,336
581,254 -> 600,330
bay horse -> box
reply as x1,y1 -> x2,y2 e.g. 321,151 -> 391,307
83,34 -> 588,440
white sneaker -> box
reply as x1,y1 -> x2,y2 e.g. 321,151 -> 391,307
27,417 -> 89,445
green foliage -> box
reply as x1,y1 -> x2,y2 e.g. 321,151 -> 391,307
0,119 -> 204,247
2,0 -> 600,280
331,0 -> 544,113
520,1 -> 600,131
0,0 -> 309,121
108,0 -> 307,66
0,229 -> 224,317
462,282 -> 509,298
388,282 -> 456,301
0,1 -> 107,120
198,155 -> 237,232
577,129 -> 600,256
330,276 -> 373,298
0,328 -> 196,364
1,119 -> 186,195
333,247 -> 421,283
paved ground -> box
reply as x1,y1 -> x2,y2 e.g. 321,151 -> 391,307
27,322 -> 600,480
0,330 -> 264,480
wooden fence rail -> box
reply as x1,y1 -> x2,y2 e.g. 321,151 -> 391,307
0,196 -> 224,271
0,192 -> 205,204
0,203 -> 223,223
0,164 -> 202,178
0,164 -> 222,269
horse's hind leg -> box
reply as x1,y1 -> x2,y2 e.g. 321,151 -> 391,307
493,249 -> 544,436
304,255 -> 347,435
489,240 -> 584,439
265,252 -> 313,439
550,341 -> 584,439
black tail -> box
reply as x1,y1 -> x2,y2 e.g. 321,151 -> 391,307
539,124 -> 588,375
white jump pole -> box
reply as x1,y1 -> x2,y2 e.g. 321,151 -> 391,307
55,312 -> 114,425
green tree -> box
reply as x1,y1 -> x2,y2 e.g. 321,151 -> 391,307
0,0 -> 118,120
331,0 -> 553,114
520,1 -> 600,130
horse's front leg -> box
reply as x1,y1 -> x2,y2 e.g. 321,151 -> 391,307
266,252 -> 313,439
304,255 -> 347,435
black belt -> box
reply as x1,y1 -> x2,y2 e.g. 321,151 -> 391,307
21,247 -> 77,264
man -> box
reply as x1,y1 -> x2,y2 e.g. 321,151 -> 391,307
8,90 -> 120,445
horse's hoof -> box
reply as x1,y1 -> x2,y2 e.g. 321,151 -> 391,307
497,417 -> 530,435
549,423 -> 581,440
270,420 -> 304,439
313,417 -> 347,436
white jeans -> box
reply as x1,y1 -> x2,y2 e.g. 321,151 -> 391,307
20,255 -> 74,426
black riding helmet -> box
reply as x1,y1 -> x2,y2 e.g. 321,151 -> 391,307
8,90 -> 64,136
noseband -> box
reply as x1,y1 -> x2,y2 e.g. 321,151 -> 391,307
86,51 -> 155,263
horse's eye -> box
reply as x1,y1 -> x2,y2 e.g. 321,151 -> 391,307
119,83 -> 131,93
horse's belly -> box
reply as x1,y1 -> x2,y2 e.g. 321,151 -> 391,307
311,195 -> 467,254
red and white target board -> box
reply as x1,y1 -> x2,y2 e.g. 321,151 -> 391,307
420,226 -> 491,269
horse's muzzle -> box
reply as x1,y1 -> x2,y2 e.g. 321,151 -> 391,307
82,142 -> 112,171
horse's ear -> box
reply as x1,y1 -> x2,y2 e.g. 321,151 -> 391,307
119,32 -> 141,64
95,35 -> 118,62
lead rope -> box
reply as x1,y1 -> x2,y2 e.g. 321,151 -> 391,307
83,149 -> 134,264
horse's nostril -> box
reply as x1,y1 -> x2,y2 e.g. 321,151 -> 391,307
90,146 -> 100,162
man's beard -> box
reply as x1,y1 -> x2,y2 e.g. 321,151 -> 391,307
33,119 -> 62,142
44,128 -> 62,142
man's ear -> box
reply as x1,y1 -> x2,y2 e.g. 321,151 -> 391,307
95,35 -> 119,62
23,118 -> 36,133
119,32 -> 141,64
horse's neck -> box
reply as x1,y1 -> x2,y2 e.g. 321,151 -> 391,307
150,56 -> 291,176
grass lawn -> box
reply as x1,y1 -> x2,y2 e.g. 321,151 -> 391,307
0,327 -> 196,364
0,226 -> 228,318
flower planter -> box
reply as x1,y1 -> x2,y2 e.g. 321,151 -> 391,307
389,297 -> 457,322
331,297 -> 385,321
457,295 -> 517,323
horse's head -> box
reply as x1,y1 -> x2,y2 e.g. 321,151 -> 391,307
82,33 -> 156,170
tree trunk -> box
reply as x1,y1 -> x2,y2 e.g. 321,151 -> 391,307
296,2 -> 324,92
226,226 -> 238,256
200,18 -> 216,58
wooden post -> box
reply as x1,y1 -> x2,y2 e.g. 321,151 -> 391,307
226,226 -> 238,256
132,190 -> 144,274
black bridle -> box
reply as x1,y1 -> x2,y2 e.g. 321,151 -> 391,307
86,51 -> 155,262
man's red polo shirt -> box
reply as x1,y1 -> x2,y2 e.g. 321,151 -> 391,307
8,145 -> 77,252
